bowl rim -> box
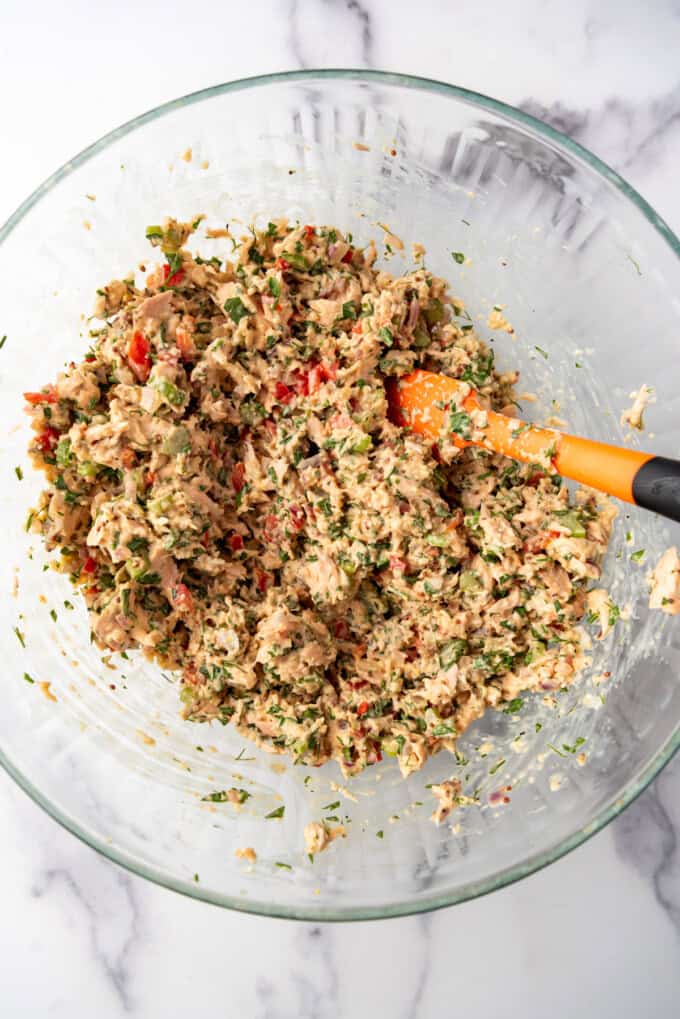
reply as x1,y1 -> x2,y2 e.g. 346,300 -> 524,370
1,68 -> 678,921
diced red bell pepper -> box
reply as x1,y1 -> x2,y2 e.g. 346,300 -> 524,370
35,427 -> 60,452
262,514 -> 279,543
162,263 -> 185,287
303,225 -> 315,240
289,504 -> 305,530
357,701 -> 370,717
255,569 -> 272,593
229,534 -> 244,551
127,330 -> 151,382
24,388 -> 57,406
276,257 -> 290,271
274,381 -> 294,404
295,370 -> 310,397
308,366 -> 325,393
307,364 -> 327,394
82,556 -> 98,575
341,248 -> 354,264
171,583 -> 194,613
231,462 -> 245,492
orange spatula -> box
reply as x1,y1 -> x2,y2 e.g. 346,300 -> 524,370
386,370 -> 680,523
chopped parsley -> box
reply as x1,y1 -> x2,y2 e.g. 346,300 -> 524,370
224,296 -> 251,324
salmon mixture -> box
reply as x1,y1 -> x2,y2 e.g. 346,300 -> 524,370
25,218 -> 615,777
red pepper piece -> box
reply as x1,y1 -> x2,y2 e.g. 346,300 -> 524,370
171,583 -> 194,613
127,330 -> 151,382
162,263 -> 185,287
24,388 -> 57,406
255,569 -> 272,593
274,381 -> 294,404
35,427 -> 60,452
289,504 -> 305,530
231,462 -> 245,492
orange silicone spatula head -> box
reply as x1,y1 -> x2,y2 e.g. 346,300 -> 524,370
386,370 -> 667,511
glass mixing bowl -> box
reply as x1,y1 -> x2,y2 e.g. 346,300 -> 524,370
1,71 -> 678,920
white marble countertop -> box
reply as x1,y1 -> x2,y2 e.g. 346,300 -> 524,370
1,1 -> 679,1016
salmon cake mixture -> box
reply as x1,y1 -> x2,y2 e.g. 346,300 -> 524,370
24,218 -> 615,777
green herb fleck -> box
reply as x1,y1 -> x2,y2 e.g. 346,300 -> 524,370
503,697 -> 524,715
224,296 -> 251,324
438,638 -> 467,669
449,410 -> 473,439
547,743 -> 567,758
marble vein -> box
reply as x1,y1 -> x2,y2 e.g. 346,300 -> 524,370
403,913 -> 433,1019
255,924 -> 340,1019
520,86 -> 680,183
31,864 -> 141,1011
288,0 -> 374,69
612,751 -> 680,937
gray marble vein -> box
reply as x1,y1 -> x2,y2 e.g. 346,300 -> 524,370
288,0 -> 374,69
255,924 -> 339,1019
519,88 -> 680,229
612,750 -> 680,936
31,862 -> 141,1011
403,913 -> 433,1019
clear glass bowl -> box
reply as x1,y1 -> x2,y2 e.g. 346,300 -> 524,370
1,71 -> 678,920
